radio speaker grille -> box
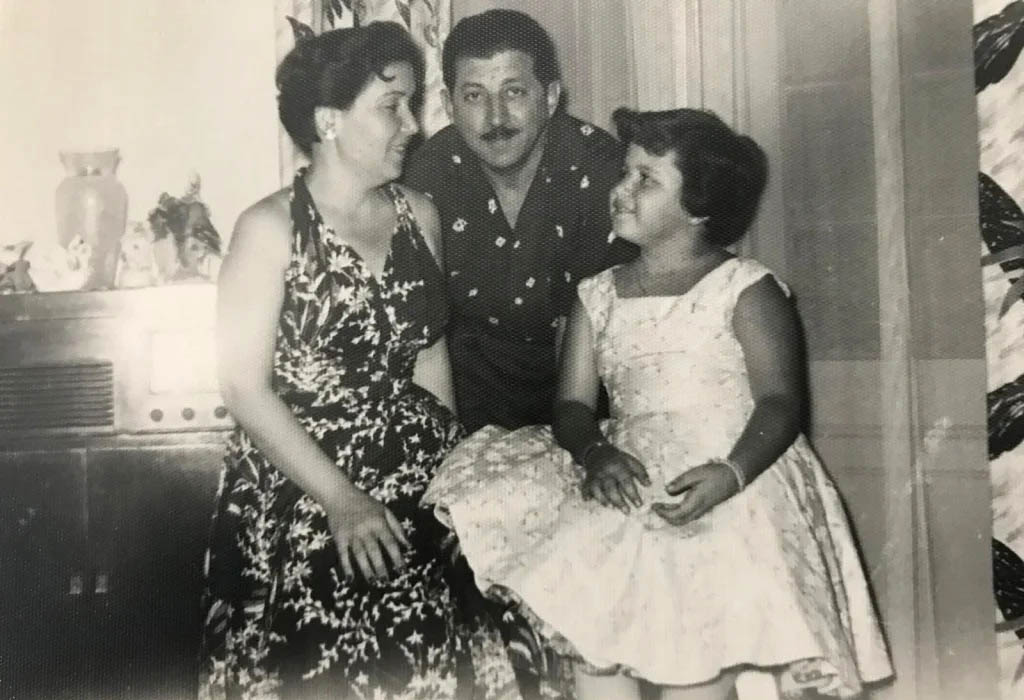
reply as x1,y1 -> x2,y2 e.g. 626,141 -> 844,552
0,362 -> 115,432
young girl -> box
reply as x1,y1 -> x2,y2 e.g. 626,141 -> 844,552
423,108 -> 893,700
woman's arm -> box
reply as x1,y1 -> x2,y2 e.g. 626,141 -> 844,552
553,294 -> 649,512
217,198 -> 343,505
402,186 -> 457,413
657,276 -> 804,525
413,335 -> 456,412
217,196 -> 408,579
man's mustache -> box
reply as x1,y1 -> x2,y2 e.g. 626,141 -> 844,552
481,126 -> 520,142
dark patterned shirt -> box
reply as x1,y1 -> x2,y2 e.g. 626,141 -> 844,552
405,112 -> 637,432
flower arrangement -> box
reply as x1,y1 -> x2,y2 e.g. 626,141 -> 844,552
146,173 -> 222,283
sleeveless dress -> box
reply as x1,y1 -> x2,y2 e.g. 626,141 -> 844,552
199,171 -> 520,700
423,258 -> 893,697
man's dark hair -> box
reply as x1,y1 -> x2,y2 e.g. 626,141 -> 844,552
442,9 -> 561,91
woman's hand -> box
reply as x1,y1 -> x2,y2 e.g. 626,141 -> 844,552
581,444 -> 651,514
652,461 -> 741,526
326,488 -> 411,583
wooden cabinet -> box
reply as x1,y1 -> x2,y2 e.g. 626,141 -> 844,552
0,451 -> 90,698
0,439 -> 222,700
0,285 -> 229,699
88,444 -> 221,699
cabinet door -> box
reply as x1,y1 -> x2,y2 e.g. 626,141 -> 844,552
86,443 -> 222,700
0,450 -> 90,700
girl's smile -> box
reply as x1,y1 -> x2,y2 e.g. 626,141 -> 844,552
609,144 -> 689,247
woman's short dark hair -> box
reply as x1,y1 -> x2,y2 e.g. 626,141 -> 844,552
612,107 -> 768,246
276,22 -> 425,155
441,9 -> 561,92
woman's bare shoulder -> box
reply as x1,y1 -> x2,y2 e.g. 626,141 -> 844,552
235,188 -> 291,238
225,188 -> 293,273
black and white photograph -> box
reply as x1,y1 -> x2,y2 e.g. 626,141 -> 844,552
0,1 -> 1020,699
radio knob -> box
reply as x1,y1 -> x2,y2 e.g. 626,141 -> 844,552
150,409 -> 164,422
214,405 -> 228,419
181,407 -> 195,421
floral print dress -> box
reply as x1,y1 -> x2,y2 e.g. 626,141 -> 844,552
199,170 -> 519,700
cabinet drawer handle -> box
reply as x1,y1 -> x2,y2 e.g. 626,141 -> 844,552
95,572 -> 110,595
68,574 -> 84,596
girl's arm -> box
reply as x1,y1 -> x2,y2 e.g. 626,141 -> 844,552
553,294 -> 649,512
217,198 -> 408,579
725,276 -> 805,480
403,186 -> 457,413
552,295 -> 602,455
657,275 -> 804,525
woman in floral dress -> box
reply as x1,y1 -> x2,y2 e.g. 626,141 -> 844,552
199,22 -> 518,700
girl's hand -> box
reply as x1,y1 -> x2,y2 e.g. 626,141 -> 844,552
652,461 -> 741,526
581,444 -> 651,513
326,488 -> 411,583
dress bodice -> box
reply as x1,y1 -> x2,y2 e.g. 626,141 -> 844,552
273,171 -> 448,419
578,258 -> 789,461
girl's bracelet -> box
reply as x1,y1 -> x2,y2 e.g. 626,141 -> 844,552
576,438 -> 611,469
712,457 -> 746,491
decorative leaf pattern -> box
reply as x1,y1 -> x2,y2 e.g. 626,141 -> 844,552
320,0 -> 348,28
976,3 -> 1024,694
994,538 -> 1024,641
979,173 -> 1024,316
396,0 -> 412,28
980,173 -> 1024,273
975,1 -> 1024,93
991,373 -> 1024,460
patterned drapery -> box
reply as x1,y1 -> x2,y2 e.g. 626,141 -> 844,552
273,0 -> 451,184
974,2 -> 1024,697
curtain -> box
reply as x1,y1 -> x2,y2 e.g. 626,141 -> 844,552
974,2 -> 1024,697
620,1 -> 784,268
273,0 -> 451,185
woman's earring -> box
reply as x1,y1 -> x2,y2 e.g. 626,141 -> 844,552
688,215 -> 709,226
323,127 -> 337,141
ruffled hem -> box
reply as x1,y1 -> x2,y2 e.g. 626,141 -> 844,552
446,510 -> 875,697
425,424 -> 892,695
480,582 -> 875,699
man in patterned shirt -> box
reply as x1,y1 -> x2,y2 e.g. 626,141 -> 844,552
404,8 -> 636,435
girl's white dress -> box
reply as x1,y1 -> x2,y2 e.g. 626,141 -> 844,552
423,258 -> 893,696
